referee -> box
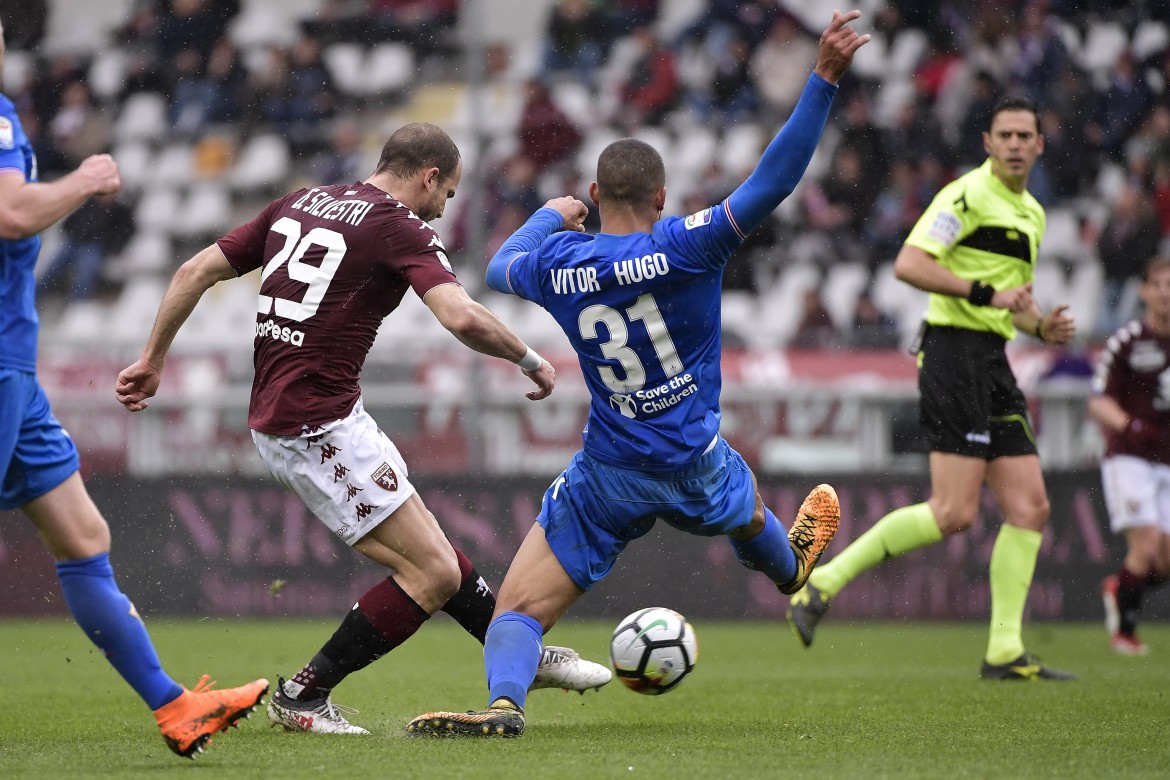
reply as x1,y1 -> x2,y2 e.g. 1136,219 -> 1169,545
788,97 -> 1078,680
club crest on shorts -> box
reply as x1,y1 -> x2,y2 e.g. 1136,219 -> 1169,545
372,462 -> 398,491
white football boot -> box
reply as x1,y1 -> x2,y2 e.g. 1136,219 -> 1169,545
530,645 -> 612,693
267,677 -> 370,734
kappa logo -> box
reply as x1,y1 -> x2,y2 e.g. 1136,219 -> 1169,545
609,392 -> 637,419
372,462 -> 399,491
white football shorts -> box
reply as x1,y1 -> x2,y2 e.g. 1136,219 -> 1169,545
251,398 -> 416,545
1100,455 -> 1170,534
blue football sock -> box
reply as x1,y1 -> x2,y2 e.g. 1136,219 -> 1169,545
730,508 -> 797,585
484,611 -> 543,711
56,553 -> 182,711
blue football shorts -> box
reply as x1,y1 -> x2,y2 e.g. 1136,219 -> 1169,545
537,437 -> 757,591
0,369 -> 80,510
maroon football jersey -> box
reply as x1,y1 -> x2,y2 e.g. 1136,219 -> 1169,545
217,182 -> 459,435
1092,319 -> 1170,463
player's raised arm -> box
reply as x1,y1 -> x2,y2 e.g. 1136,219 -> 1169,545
422,283 -> 556,400
723,10 -> 869,237
0,154 -> 121,240
486,196 -> 589,294
116,244 -> 237,411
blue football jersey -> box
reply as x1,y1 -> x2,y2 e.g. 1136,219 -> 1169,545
505,202 -> 745,470
0,94 -> 42,372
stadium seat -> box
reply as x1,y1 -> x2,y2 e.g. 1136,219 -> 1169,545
366,43 -> 416,97
822,262 -> 871,329
112,141 -> 155,192
720,291 -> 759,349
719,123 -> 765,179
887,28 -> 928,76
40,0 -> 119,55
871,261 -> 929,346
105,231 -> 174,281
2,50 -> 34,94
1032,259 -> 1070,314
134,187 -> 183,235
849,31 -> 889,81
228,134 -> 291,192
1040,207 -> 1084,261
1078,20 -> 1130,75
549,81 -> 597,129
50,300 -> 113,344
322,43 -> 367,98
1095,162 -> 1127,203
175,184 -> 233,238
1132,20 -> 1169,61
672,125 -> 718,183
754,262 -> 822,347
107,276 -> 169,344
113,92 -> 169,144
1068,259 -> 1105,335
576,128 -> 623,180
229,0 -> 306,49
656,0 -> 707,41
153,143 -> 197,188
87,49 -> 128,102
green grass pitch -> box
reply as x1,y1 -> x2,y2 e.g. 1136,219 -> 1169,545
1,619 -> 1167,779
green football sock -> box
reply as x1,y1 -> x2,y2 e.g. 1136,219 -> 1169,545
809,502 -> 943,599
985,524 -> 1042,665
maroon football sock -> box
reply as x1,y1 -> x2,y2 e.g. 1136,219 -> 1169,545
1117,567 -> 1146,636
289,577 -> 429,700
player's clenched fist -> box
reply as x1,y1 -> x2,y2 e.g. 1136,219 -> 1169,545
544,196 -> 589,232
76,154 -> 122,196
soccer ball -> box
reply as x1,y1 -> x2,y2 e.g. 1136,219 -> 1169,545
610,607 -> 698,695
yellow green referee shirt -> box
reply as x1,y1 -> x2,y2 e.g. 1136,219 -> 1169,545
904,158 -> 1046,340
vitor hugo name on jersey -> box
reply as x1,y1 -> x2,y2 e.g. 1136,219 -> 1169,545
550,253 -> 673,295
290,187 -> 375,226
608,371 -> 699,419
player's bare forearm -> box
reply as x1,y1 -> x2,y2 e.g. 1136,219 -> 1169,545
1016,303 -> 1075,344
116,245 -> 235,411
894,245 -> 970,296
1087,394 -> 1129,433
0,158 -> 118,239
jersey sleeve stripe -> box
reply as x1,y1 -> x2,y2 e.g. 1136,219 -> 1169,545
722,199 -> 747,241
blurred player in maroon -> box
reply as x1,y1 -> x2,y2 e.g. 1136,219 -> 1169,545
1089,255 -> 1170,656
116,123 -> 610,734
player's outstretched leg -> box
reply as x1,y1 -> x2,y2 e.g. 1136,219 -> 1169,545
777,484 -> 840,595
153,676 -> 269,758
267,677 -> 370,735
530,645 -> 612,692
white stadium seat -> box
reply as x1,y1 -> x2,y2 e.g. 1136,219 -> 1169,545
229,134 -> 291,192
366,43 -> 416,96
113,92 -> 169,144
111,142 -> 155,192
175,184 -> 233,238
152,143 -> 197,188
753,262 -> 822,348
2,51 -> 35,94
134,187 -> 182,235
323,43 -> 367,98
1079,21 -> 1130,74
719,123 -> 765,178
822,262 -> 871,329
88,49 -> 128,102
1132,20 -> 1169,61
1040,207 -> 1084,261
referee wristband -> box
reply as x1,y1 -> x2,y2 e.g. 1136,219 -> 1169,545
1034,321 -> 1046,342
968,281 -> 996,306
518,347 -> 543,372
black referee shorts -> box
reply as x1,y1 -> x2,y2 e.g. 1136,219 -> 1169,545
917,324 -> 1038,460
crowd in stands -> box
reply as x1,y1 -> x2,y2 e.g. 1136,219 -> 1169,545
7,0 -> 1170,349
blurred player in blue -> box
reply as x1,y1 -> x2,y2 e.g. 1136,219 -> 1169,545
0,18 -> 267,758
407,10 -> 869,738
